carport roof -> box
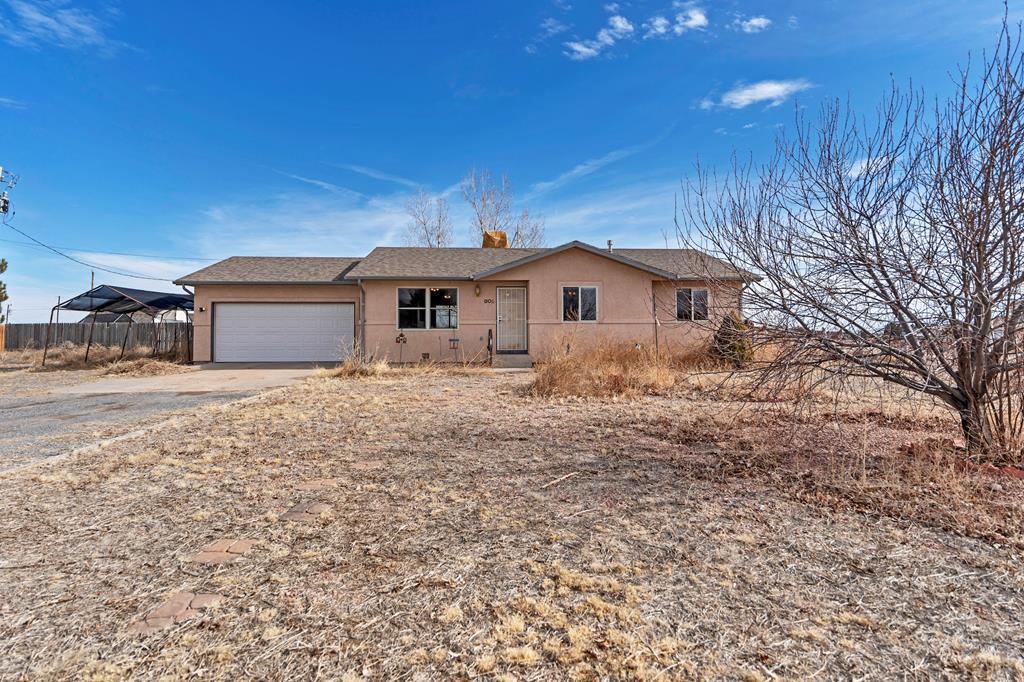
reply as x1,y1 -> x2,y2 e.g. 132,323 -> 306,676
175,256 -> 361,285
58,285 -> 193,314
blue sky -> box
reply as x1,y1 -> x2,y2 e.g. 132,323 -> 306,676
0,0 -> 1013,320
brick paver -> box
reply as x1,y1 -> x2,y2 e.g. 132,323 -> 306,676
127,591 -> 222,634
188,538 -> 257,564
281,501 -> 332,523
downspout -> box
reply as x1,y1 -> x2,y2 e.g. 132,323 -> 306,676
357,278 -> 367,361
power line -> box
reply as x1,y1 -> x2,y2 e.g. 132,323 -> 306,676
3,217 -> 173,282
0,236 -> 218,262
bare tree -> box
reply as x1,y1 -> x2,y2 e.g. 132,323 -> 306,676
404,188 -> 453,248
461,168 -> 546,247
680,19 -> 1024,463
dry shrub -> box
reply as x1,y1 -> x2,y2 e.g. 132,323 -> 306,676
318,356 -> 392,379
101,358 -> 190,377
530,342 -> 679,398
319,356 -> 493,380
18,342 -> 186,372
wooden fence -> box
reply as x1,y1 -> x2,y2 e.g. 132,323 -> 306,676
2,322 -> 192,355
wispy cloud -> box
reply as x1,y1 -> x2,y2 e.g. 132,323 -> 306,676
643,5 -> 707,39
540,17 -> 568,37
529,127 -> 674,198
733,15 -> 771,33
0,96 -> 26,109
563,14 -> 634,60
0,0 -> 126,52
275,170 -> 364,197
538,177 -> 682,245
530,147 -> 639,197
330,163 -> 420,189
702,79 -> 813,109
188,191 -> 411,258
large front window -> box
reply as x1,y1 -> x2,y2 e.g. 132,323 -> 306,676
397,287 -> 459,329
562,286 -> 597,322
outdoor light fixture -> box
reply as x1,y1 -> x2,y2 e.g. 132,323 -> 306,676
474,284 -> 481,297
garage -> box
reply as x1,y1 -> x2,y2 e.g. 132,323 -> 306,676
213,303 -> 355,362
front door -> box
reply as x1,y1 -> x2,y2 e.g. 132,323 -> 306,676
496,287 -> 527,353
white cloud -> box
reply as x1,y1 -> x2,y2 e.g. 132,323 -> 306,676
275,171 -> 364,197
707,79 -> 813,109
847,156 -> 889,178
0,96 -> 26,109
538,178 -> 682,245
0,0 -> 125,52
330,163 -> 420,189
734,15 -> 771,33
642,15 -> 670,38
563,14 -> 634,60
673,7 -> 707,33
540,17 -> 568,37
643,6 -> 706,39
530,147 -> 639,197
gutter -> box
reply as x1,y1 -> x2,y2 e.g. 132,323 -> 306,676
357,278 -> 367,361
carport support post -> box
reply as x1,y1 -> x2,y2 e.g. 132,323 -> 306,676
41,304 -> 58,367
84,310 -> 98,363
118,317 -> 134,362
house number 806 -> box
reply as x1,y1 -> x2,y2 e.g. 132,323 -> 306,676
483,298 -> 495,304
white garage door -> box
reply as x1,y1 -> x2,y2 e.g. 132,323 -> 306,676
214,303 -> 355,362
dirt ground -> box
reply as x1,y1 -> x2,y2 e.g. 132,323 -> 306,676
0,372 -> 1022,680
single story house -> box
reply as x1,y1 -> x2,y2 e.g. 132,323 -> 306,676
174,240 -> 750,365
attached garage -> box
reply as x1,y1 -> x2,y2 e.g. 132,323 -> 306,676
213,302 -> 355,362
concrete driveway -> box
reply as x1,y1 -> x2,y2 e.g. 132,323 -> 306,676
1,366 -> 318,473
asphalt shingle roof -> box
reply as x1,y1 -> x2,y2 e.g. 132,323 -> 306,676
344,247 -> 544,279
175,257 -> 361,284
613,248 -> 750,281
176,245 -> 753,284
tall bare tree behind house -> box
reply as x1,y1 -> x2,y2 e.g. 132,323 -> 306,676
680,18 -> 1024,462
404,188 -> 454,248
461,168 -> 546,247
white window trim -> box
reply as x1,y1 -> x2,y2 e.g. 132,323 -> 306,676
676,287 -> 710,322
396,286 -> 460,330
561,285 -> 599,323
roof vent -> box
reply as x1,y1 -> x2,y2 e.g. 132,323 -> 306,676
482,230 -> 509,248
607,239 -> 614,252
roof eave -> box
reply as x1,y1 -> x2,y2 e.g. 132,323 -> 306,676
472,241 -> 680,280
175,279 -> 358,286
341,275 -> 475,281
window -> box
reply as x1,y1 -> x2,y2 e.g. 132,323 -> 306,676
562,286 -> 597,322
429,287 -> 458,329
677,288 -> 709,321
397,287 -> 458,329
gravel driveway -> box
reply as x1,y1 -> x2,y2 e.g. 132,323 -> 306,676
0,366 -> 316,472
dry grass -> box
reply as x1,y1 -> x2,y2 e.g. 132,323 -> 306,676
317,356 -> 494,380
531,343 -> 684,398
100,358 -> 193,377
6,342 -> 189,372
0,370 -> 1021,680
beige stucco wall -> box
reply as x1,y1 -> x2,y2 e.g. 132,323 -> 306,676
362,279 -> 523,362
363,247 -> 742,362
191,284 -> 360,362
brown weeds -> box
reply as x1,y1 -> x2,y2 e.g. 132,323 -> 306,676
530,342 -> 682,398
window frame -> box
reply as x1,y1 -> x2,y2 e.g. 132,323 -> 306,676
561,285 -> 599,323
396,286 -> 460,330
676,287 -> 710,322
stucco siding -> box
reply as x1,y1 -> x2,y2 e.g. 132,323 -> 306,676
192,284 -> 360,362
